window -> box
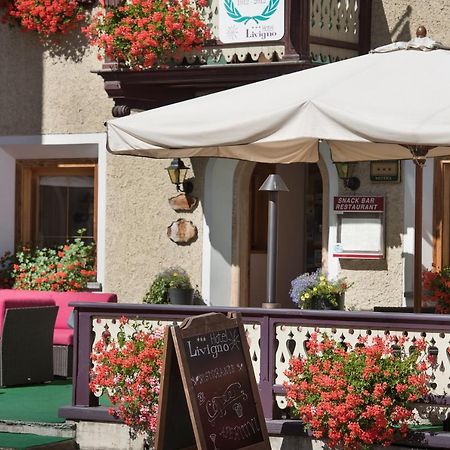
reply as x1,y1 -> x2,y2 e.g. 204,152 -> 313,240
16,160 -> 97,247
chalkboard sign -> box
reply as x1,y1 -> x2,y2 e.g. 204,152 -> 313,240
155,312 -> 270,450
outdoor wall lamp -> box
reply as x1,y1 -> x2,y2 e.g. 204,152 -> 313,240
335,162 -> 360,191
166,158 -> 194,194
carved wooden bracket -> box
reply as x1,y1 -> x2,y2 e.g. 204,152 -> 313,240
167,219 -> 198,245
168,193 -> 198,212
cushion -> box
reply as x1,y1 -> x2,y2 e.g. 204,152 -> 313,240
53,328 -> 74,346
51,292 -> 117,329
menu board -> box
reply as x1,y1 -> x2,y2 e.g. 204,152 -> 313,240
155,312 -> 270,450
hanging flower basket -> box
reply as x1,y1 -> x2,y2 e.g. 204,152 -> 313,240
0,0 -> 86,37
83,0 -> 211,70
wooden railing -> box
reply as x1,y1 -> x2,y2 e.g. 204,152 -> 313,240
60,304 -> 450,445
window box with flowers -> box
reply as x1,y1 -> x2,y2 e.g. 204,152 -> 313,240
289,269 -> 352,310
0,0 -> 88,38
284,332 -> 430,450
83,0 -> 211,70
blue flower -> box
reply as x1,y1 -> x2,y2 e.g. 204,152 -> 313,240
289,269 -> 320,304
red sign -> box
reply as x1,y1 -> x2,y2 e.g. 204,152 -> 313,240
334,196 -> 384,212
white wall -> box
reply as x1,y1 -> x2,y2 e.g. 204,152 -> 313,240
319,141 -> 340,280
403,159 -> 434,303
0,148 -> 16,256
202,158 -> 238,305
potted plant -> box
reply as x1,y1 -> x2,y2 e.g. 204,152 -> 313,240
83,0 -> 211,70
90,316 -> 163,447
289,269 -> 351,310
284,332 -> 430,449
8,229 -> 96,292
422,266 -> 450,313
143,267 -> 194,305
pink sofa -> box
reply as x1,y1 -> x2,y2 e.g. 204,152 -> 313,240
0,290 -> 117,377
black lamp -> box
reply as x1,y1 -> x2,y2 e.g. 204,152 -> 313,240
166,158 -> 194,194
335,162 -> 360,191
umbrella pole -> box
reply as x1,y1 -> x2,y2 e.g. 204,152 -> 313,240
413,163 -> 423,313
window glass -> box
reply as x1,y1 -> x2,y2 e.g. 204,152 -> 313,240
37,175 -> 95,247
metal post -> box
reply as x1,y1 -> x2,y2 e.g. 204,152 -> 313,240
259,174 -> 289,308
413,163 -> 423,313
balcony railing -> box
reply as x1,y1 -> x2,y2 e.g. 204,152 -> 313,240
60,303 -> 450,447
98,0 -> 372,114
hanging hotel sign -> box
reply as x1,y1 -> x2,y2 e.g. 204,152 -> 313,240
219,0 -> 284,44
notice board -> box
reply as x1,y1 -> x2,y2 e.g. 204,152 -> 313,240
333,195 -> 385,259
155,312 -> 270,450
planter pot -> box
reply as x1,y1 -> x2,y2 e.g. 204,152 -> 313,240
168,287 -> 194,305
309,294 -> 344,310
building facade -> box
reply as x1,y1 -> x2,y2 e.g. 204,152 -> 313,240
1,0 -> 449,311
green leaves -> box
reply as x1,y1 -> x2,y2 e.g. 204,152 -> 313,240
143,267 -> 192,304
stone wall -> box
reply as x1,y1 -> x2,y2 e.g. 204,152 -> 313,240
371,0 -> 450,48
338,162 -> 405,310
0,13 -> 111,136
103,153 -> 206,302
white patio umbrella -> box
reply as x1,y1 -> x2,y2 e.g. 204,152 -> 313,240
107,29 -> 450,312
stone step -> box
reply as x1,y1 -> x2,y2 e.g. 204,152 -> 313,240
0,420 -> 76,439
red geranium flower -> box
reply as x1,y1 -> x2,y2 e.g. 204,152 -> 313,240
83,0 -> 211,70
1,0 -> 85,37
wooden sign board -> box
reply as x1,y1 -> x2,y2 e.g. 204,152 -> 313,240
155,312 -> 270,450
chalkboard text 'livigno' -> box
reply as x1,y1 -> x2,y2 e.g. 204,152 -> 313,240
186,328 -> 241,359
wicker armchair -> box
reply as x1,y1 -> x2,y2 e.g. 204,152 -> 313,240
0,299 -> 58,387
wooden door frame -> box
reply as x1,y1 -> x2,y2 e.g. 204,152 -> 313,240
15,159 -> 97,247
231,158 -> 329,307
433,158 -> 450,269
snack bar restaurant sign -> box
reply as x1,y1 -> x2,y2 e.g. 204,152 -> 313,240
333,196 -> 384,212
219,0 -> 284,43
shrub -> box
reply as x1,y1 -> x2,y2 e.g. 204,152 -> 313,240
11,230 -> 96,291
0,251 -> 16,288
423,266 -> 450,313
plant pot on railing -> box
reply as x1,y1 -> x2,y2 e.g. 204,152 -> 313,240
167,287 -> 194,305
309,294 -> 344,310
290,270 -> 351,310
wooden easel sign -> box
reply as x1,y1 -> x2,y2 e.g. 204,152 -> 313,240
155,312 -> 270,450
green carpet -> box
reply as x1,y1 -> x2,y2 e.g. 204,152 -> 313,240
0,432 -> 72,449
0,380 -> 72,423
0,380 -> 110,424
